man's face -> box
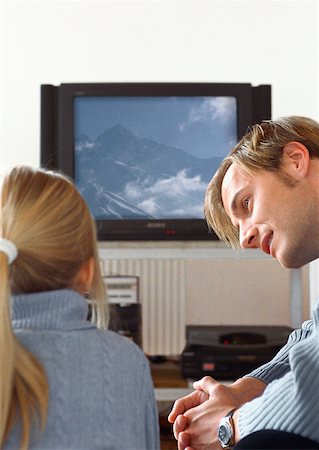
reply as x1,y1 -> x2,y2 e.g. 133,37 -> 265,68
221,162 -> 318,268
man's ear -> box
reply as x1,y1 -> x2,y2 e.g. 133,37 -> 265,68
282,141 -> 310,179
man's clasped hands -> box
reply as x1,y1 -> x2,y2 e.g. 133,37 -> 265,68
168,375 -> 266,450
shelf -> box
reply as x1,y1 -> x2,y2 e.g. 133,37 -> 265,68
98,241 -> 270,260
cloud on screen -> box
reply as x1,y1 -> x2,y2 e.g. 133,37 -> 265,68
179,97 -> 236,131
123,169 -> 206,217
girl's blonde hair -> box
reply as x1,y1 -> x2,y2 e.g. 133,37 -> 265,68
204,116 -> 319,247
0,166 -> 108,449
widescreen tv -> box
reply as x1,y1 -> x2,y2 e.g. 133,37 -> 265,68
40,83 -> 271,241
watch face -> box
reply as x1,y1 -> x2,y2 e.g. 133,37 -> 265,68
218,424 -> 229,443
218,419 -> 231,447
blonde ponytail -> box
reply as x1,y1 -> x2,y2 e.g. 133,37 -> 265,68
0,251 -> 48,450
0,253 -> 15,446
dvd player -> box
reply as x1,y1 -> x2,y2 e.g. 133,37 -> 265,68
182,325 -> 292,380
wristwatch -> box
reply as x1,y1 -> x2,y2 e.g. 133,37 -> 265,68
217,408 -> 237,449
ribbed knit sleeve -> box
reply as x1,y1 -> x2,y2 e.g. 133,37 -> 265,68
244,319 -> 313,384
239,312 -> 319,443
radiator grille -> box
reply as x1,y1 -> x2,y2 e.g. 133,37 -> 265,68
100,258 -> 186,355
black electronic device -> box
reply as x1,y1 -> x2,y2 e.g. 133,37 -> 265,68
87,275 -> 142,347
109,303 -> 142,348
105,276 -> 142,348
40,82 -> 271,241
181,325 -> 292,380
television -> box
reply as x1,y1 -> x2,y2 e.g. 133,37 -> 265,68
40,83 -> 271,241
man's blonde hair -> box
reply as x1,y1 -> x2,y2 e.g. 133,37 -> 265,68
0,166 -> 108,448
204,116 -> 319,247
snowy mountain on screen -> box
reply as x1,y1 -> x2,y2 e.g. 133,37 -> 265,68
75,124 -> 222,219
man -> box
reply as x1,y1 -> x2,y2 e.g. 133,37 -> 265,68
168,116 -> 319,449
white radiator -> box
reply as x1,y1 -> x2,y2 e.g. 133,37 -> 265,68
100,257 -> 186,355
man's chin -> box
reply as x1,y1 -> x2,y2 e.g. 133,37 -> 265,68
275,249 -> 298,269
277,252 -> 308,269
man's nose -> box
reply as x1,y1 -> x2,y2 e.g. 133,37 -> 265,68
239,224 -> 259,249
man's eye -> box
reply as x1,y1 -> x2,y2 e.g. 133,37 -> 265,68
243,198 -> 250,209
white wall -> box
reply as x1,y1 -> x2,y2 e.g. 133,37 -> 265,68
0,0 -> 318,169
0,0 -> 318,331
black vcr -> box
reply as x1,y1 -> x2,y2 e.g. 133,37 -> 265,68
182,325 -> 292,380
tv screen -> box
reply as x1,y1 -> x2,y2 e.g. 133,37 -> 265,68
74,96 -> 237,221
41,83 -> 271,240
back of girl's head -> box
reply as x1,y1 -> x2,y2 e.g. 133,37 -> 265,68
204,116 -> 319,247
1,165 -> 107,326
3,166 -> 89,291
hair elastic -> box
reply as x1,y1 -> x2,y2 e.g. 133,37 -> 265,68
0,238 -> 18,264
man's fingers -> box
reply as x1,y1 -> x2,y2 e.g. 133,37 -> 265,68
193,376 -> 219,394
173,414 -> 188,440
168,390 -> 206,423
178,431 -> 191,449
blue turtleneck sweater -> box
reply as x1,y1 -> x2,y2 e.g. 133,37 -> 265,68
6,289 -> 160,450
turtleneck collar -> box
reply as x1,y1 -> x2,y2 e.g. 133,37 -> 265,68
11,289 -> 95,331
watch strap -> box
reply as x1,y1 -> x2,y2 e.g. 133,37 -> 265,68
226,408 -> 236,447
226,408 -> 237,419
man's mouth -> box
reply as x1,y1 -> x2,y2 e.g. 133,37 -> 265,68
261,232 -> 273,255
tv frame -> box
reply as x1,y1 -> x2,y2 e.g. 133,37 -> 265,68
40,82 -> 271,241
